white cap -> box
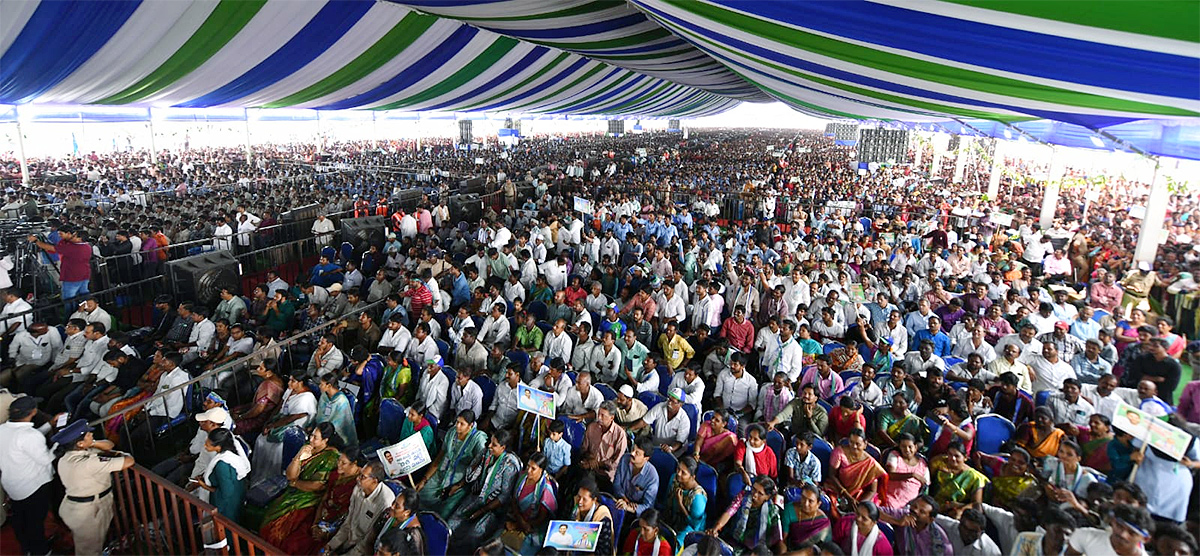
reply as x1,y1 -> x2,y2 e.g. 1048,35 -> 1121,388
618,385 -> 635,398
195,407 -> 230,425
1138,261 -> 1152,271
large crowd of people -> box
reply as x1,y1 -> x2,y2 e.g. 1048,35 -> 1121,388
1,127 -> 1199,556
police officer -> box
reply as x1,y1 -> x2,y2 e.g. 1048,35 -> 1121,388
54,419 -> 135,555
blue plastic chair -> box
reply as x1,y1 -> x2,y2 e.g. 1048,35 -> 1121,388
528,301 -> 548,322
1092,309 -> 1109,323
823,342 -> 845,355
378,398 -> 405,444
975,414 -> 1016,454
418,512 -> 450,556
426,412 -> 439,432
441,365 -> 456,387
944,356 -> 965,368
559,416 -> 585,454
281,426 -> 308,472
683,404 -> 699,440
766,429 -> 786,461
656,365 -> 674,397
726,473 -> 747,504
696,461 -> 718,502
506,350 -> 530,374
596,383 -> 617,401
535,320 -> 553,334
598,493 -> 626,542
650,448 -> 679,506
435,339 -> 450,362
638,391 -> 666,409
1035,390 -> 1050,407
839,370 -> 861,383
816,399 -> 833,413
810,436 -> 834,480
925,416 -> 942,444
879,522 -> 896,544
154,384 -> 196,435
473,376 -> 496,412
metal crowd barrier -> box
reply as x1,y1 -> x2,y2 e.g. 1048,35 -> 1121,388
110,464 -> 281,555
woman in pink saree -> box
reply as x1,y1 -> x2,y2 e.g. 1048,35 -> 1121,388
692,408 -> 738,470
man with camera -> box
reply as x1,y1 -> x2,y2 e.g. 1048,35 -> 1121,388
28,225 -> 92,303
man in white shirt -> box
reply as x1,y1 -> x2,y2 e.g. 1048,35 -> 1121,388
995,325 -> 1043,365
68,297 -> 112,328
0,397 -> 57,554
416,362 -> 450,422
540,253 -> 570,292
0,288 -> 33,335
1028,342 -> 1077,394
668,367 -> 706,414
655,282 -> 687,325
128,352 -> 190,459
775,321 -> 805,382
542,319 -> 574,364
936,508 -> 1002,556
182,308 -> 217,365
629,388 -> 692,452
449,367 -> 483,420
1046,378 -> 1094,433
559,371 -> 604,421
2,323 -> 55,389
312,214 -> 336,247
377,313 -> 412,356
478,303 -> 511,349
904,340 -> 947,377
714,353 -> 758,416
212,216 -> 234,251
484,365 -> 523,431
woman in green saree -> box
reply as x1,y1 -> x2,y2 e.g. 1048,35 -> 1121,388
980,447 -> 1038,509
401,406 -> 436,459
416,409 -> 488,516
930,441 -> 987,519
876,392 -> 924,448
260,422 -> 344,546
316,374 -> 358,447
448,429 -> 523,552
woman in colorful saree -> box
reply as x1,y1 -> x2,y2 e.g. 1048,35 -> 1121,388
231,362 -> 284,438
416,409 -> 487,516
401,406 -> 436,458
980,446 -> 1038,509
707,476 -> 785,554
825,428 -> 887,506
448,430 -> 523,552
875,392 -> 923,449
259,422 -> 344,547
781,483 -> 831,551
832,500 -> 893,556
662,456 -> 707,539
276,446 -> 365,555
882,433 -> 928,510
1080,413 -> 1113,473
930,441 -> 987,518
692,408 -> 737,470
104,349 -> 169,438
1016,406 -> 1066,459
570,477 -> 615,556
316,373 -> 358,448
505,452 -> 558,555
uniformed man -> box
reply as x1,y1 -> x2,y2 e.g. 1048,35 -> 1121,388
54,419 -> 135,555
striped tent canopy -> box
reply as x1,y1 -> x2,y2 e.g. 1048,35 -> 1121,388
0,0 -> 1196,132
0,0 -> 736,117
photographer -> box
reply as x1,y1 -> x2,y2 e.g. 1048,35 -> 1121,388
27,225 -> 92,302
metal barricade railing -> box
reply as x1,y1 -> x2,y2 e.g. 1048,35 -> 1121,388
110,464 -> 281,555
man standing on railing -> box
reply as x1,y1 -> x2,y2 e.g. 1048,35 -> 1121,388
28,224 -> 92,304
55,418 -> 135,556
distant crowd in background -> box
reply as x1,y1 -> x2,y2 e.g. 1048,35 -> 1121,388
1,128 -> 1198,556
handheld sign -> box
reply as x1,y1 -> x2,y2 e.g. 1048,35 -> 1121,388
573,196 -> 593,214
1111,401 -> 1193,460
544,521 -> 603,552
848,284 -> 868,303
518,383 -> 556,419
377,433 -> 432,478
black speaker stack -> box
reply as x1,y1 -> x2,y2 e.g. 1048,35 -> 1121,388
458,178 -> 485,196
607,120 -> 625,135
393,189 -> 424,213
458,120 -> 473,144
165,250 -> 240,306
341,216 -> 388,251
857,129 -> 910,164
450,194 -> 483,222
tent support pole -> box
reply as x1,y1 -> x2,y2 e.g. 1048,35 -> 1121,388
15,121 -> 30,186
1038,145 -> 1062,229
1134,161 -> 1166,264
148,115 -> 158,165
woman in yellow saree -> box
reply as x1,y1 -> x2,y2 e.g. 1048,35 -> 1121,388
260,422 -> 343,546
1016,407 -> 1065,459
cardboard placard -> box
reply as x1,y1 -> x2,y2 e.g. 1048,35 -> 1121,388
377,433 -> 433,478
1111,401 -> 1194,460
544,521 -> 603,552
573,196 -> 593,214
518,383 -> 556,419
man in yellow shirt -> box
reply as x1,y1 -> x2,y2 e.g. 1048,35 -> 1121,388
657,321 -> 695,371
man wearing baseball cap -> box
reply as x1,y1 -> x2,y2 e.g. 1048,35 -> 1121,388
54,418 -> 135,555
629,387 -> 691,453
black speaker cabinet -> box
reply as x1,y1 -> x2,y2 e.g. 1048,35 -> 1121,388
450,194 -> 483,223
458,178 -> 485,195
341,216 -> 387,251
165,250 -> 240,307
393,189 -> 424,213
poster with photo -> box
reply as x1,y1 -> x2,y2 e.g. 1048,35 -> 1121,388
376,433 -> 432,478
518,383 -> 556,419
544,521 -> 602,552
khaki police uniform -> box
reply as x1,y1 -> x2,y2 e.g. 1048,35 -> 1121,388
58,448 -> 126,555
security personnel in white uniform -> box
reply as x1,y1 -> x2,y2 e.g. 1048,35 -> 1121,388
53,419 -> 135,555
